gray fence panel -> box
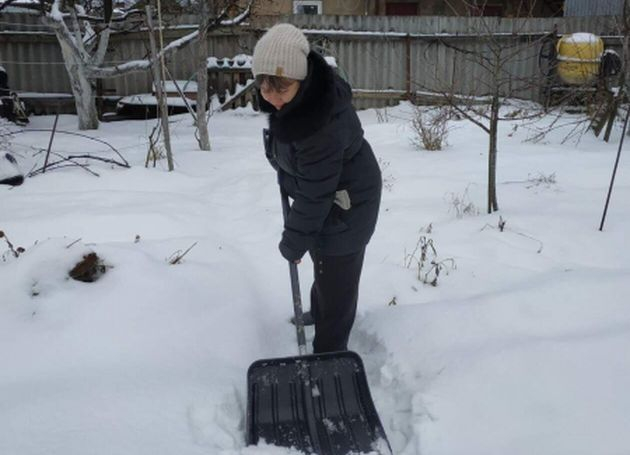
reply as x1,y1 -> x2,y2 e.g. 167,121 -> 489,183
565,0 -> 623,17
0,11 -> 49,32
1,13 -> 625,110
100,30 -> 255,96
0,37 -> 70,93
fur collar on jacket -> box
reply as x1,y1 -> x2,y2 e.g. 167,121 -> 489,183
259,51 -> 337,144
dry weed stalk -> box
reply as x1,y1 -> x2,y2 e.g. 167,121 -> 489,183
404,234 -> 456,286
0,230 -> 24,259
168,242 -> 198,265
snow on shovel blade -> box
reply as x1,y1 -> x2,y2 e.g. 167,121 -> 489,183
246,351 -> 391,454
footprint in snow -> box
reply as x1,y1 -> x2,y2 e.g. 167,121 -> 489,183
351,319 -> 426,454
186,386 -> 245,450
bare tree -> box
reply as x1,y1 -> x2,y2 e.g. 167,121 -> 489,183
23,0 -> 251,130
145,4 -> 174,170
195,0 -> 211,151
414,1 -> 548,213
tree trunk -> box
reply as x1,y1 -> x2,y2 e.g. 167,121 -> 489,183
196,0 -> 211,151
624,2 -> 630,135
146,6 -> 174,171
56,32 -> 99,130
46,2 -> 251,132
487,95 -> 500,213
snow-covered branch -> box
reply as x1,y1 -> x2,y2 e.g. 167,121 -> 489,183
22,0 -> 252,130
43,1 -> 86,61
87,3 -> 251,78
220,3 -> 250,26
0,0 -> 20,13
86,29 -> 199,78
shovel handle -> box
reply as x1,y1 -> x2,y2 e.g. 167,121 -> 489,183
280,190 -> 308,356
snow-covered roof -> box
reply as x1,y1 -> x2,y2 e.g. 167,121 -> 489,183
152,81 -> 198,93
0,0 -> 39,13
0,0 -> 40,6
118,93 -> 196,107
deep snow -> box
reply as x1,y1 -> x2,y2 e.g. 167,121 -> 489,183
1,102 -> 630,455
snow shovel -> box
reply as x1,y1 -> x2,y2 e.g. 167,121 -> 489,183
246,190 -> 391,454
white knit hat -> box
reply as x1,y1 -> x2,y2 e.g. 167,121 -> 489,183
252,24 -> 310,80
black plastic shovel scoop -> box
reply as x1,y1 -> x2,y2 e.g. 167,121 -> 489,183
246,191 -> 391,454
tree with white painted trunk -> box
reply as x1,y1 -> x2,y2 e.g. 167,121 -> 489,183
195,0 -> 211,151
44,0 -> 111,130
27,0 -> 251,131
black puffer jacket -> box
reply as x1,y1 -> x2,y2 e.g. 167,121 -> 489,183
261,51 -> 381,261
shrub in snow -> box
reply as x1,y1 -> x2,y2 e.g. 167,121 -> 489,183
503,172 -> 557,189
375,107 -> 390,123
377,157 -> 395,192
447,186 -> 479,218
411,106 -> 450,151
527,172 -> 557,188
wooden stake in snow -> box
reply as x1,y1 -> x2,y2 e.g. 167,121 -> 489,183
146,5 -> 174,171
42,114 -> 59,173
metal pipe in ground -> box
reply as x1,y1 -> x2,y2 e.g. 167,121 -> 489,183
599,104 -> 630,231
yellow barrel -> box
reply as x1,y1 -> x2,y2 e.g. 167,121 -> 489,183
556,33 -> 604,85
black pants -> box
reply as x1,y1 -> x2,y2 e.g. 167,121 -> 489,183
309,247 -> 366,354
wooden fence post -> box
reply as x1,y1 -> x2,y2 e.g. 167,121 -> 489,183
406,33 -> 412,101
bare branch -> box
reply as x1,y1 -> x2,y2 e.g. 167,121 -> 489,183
43,3 -> 87,62
86,0 -> 252,79
168,242 -> 198,265
5,128 -> 129,167
446,99 -> 491,133
0,0 -> 20,13
29,152 -> 101,177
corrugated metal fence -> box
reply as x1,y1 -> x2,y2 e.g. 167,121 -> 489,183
564,0 -> 624,17
0,13 -> 624,110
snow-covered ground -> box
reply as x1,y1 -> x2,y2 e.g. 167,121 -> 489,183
1,102 -> 629,455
